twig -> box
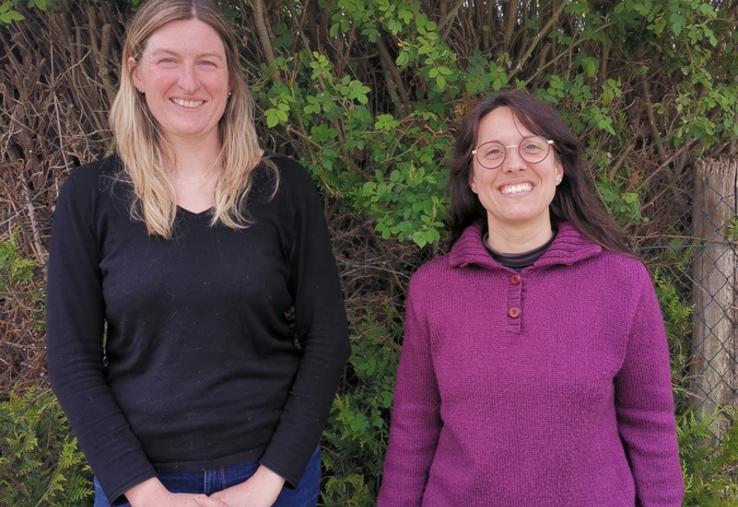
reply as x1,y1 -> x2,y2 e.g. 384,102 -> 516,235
608,140 -> 634,180
375,36 -> 411,116
439,0 -> 466,40
503,0 -> 519,50
382,68 -> 405,121
510,1 -> 568,82
640,77 -> 669,165
521,21 -> 612,88
49,44 -> 71,172
23,183 -> 46,260
97,23 -> 116,105
639,141 -> 695,190
250,0 -> 277,79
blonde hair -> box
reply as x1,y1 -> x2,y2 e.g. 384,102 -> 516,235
109,0 -> 271,238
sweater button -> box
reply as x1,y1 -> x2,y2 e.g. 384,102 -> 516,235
510,274 -> 521,285
508,306 -> 521,318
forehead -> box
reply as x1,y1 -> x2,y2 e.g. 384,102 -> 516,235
143,18 -> 226,56
477,106 -> 535,143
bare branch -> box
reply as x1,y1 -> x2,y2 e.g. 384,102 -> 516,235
250,0 -> 277,77
509,1 -> 567,81
375,36 -> 411,117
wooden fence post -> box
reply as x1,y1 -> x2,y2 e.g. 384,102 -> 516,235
690,159 -> 737,435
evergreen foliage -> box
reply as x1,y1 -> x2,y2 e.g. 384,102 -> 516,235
0,389 -> 91,506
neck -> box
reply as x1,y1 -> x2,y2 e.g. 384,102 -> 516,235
486,216 -> 554,254
164,135 -> 223,213
166,133 -> 223,178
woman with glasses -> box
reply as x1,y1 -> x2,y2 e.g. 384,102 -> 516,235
377,90 -> 683,506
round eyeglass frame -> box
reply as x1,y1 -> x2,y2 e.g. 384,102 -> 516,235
471,136 -> 555,170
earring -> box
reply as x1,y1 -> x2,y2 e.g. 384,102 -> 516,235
137,88 -> 144,94
227,91 -> 232,97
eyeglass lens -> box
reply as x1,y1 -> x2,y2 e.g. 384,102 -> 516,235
475,136 -> 551,169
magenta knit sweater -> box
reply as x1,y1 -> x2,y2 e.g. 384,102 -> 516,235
377,223 -> 684,506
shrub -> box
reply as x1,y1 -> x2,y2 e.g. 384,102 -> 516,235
322,313 -> 401,506
0,388 -> 92,506
679,408 -> 738,505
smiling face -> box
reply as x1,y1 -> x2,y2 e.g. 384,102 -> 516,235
129,18 -> 230,146
469,106 -> 563,246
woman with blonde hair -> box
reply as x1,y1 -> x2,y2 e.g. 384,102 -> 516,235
46,1 -> 349,506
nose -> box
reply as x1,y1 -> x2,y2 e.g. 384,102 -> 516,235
502,145 -> 526,172
178,63 -> 199,93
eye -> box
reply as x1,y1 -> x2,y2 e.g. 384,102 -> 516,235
158,57 -> 177,65
522,138 -> 546,153
198,59 -> 217,67
482,144 -> 504,157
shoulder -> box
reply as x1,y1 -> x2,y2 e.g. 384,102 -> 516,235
67,155 -> 121,180
575,250 -> 657,317
407,254 -> 456,303
254,155 -> 322,213
249,155 -> 317,201
554,223 -> 651,289
593,250 -> 652,288
57,155 -> 124,204
412,255 -> 451,283
266,155 -> 317,193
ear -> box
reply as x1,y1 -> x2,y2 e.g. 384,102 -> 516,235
128,56 -> 142,90
468,170 -> 479,194
554,160 -> 564,185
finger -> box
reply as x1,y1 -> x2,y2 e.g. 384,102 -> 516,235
194,496 -> 229,507
205,492 -> 228,504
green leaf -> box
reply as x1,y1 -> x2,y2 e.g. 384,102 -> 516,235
303,95 -> 321,115
374,114 -> 398,131
29,0 -> 51,10
669,13 -> 683,36
310,124 -> 339,142
579,56 -> 598,78
398,7 -> 413,24
265,107 -> 287,128
0,9 -> 24,23
396,51 -> 409,68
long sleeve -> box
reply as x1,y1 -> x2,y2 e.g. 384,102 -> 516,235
46,166 -> 156,503
258,158 -> 351,486
377,277 -> 442,506
615,268 -> 685,506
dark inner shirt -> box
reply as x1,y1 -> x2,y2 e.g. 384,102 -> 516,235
483,229 -> 557,271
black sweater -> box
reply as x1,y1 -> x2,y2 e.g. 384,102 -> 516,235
46,155 -> 350,503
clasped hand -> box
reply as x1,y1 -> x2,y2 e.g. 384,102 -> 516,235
127,465 -> 286,507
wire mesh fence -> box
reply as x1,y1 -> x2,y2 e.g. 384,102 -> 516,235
640,159 -> 737,438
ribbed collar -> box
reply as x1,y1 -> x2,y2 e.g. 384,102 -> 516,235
448,222 -> 602,271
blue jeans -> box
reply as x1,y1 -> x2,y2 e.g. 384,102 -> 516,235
93,446 -> 321,507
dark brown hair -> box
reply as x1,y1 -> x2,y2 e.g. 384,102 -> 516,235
448,90 -> 634,257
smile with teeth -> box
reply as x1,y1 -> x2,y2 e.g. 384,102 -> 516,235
171,97 -> 205,108
500,182 -> 533,195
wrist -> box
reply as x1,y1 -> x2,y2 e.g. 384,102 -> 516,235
254,465 -> 286,488
125,477 -> 167,506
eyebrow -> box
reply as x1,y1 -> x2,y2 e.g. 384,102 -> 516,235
477,131 -> 543,143
476,137 -> 524,146
150,49 -> 224,60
